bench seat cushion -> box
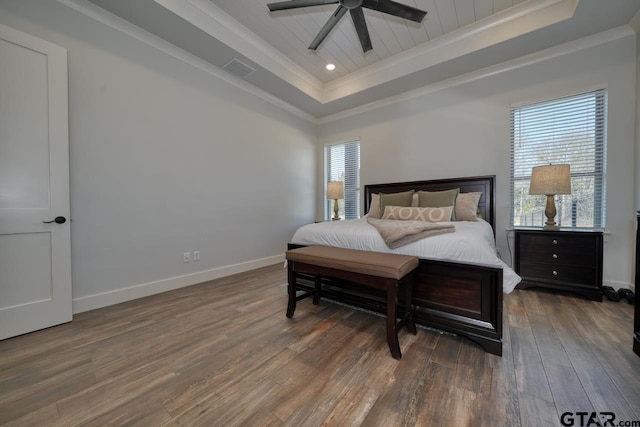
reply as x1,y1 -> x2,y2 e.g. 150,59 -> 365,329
286,246 -> 418,280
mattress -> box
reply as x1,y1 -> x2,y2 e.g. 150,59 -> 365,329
291,217 -> 521,293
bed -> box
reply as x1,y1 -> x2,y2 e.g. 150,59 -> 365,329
288,175 -> 519,356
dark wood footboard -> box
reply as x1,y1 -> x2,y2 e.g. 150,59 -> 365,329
412,258 -> 502,356
288,243 -> 503,356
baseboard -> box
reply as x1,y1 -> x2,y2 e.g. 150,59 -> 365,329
603,279 -> 634,292
72,254 -> 285,314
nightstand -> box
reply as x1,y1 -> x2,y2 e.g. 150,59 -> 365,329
514,228 -> 603,301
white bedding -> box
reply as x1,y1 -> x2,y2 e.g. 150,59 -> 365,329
291,218 -> 520,293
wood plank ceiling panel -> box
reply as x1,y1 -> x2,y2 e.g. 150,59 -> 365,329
434,0 -> 460,34
381,12 -> 418,51
455,0 -> 477,27
366,9 -> 404,56
417,0 -> 444,39
493,0 -> 515,13
474,0 -> 495,20
404,0 -> 430,45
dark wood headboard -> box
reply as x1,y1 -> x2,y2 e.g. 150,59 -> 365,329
364,175 -> 496,232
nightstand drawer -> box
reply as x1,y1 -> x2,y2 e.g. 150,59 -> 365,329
518,234 -> 597,256
518,244 -> 596,266
519,262 -> 598,287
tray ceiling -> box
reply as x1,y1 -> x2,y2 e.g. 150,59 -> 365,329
210,0 -> 528,83
72,0 -> 640,119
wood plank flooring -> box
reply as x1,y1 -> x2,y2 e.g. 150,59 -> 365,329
1,264 -> 639,426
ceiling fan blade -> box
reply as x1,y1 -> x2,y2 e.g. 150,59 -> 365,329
268,0 -> 338,12
362,0 -> 427,23
349,8 -> 372,52
309,5 -> 348,50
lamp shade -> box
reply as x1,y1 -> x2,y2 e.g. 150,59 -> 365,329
327,181 -> 344,199
529,164 -> 571,195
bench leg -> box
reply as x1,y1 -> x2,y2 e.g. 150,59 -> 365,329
386,281 -> 402,360
286,268 -> 297,318
312,275 -> 321,305
405,272 -> 417,335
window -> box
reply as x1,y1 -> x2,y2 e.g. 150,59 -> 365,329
325,141 -> 360,220
511,89 -> 607,228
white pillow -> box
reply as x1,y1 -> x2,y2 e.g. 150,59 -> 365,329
455,192 -> 482,221
368,193 -> 381,218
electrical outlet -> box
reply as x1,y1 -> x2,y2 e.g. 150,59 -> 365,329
193,251 -> 200,261
183,252 -> 190,263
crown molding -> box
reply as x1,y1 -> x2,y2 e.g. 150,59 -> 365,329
317,25 -> 634,125
630,7 -> 640,32
56,0 -> 316,123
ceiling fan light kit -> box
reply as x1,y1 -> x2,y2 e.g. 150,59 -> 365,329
267,0 -> 427,52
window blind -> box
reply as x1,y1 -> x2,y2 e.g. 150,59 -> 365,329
326,141 -> 360,220
510,89 -> 607,228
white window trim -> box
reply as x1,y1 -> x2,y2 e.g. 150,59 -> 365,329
509,88 -> 607,229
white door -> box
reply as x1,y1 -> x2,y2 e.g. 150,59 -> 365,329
0,24 -> 72,340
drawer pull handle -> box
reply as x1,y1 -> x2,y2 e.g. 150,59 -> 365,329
552,239 -> 558,245
552,254 -> 558,259
552,270 -> 558,276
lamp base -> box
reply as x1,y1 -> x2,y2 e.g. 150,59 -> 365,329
542,194 -> 559,231
332,198 -> 340,221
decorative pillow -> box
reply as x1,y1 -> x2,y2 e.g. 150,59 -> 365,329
411,193 -> 419,207
368,193 -> 381,218
455,192 -> 482,221
382,206 -> 454,222
418,188 -> 460,220
380,190 -> 414,217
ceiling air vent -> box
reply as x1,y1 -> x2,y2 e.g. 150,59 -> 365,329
222,58 -> 256,79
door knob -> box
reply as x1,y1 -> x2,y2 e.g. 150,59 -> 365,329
43,216 -> 66,224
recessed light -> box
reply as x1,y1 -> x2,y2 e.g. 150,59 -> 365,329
326,63 -> 336,71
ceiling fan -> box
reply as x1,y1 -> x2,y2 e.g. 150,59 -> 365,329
267,0 -> 427,53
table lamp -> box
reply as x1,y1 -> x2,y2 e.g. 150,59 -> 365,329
327,181 -> 344,221
529,164 -> 571,231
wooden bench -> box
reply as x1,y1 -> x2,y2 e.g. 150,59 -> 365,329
285,246 -> 419,359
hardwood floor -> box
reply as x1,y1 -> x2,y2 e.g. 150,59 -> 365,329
1,264 -> 639,426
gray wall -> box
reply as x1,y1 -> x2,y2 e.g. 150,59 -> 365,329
637,29 -> 640,215
318,31 -> 638,290
0,0 -> 317,310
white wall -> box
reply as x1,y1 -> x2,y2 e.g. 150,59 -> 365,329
318,30 -> 638,290
634,29 -> 640,288
634,18 -> 640,219
0,0 -> 316,311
